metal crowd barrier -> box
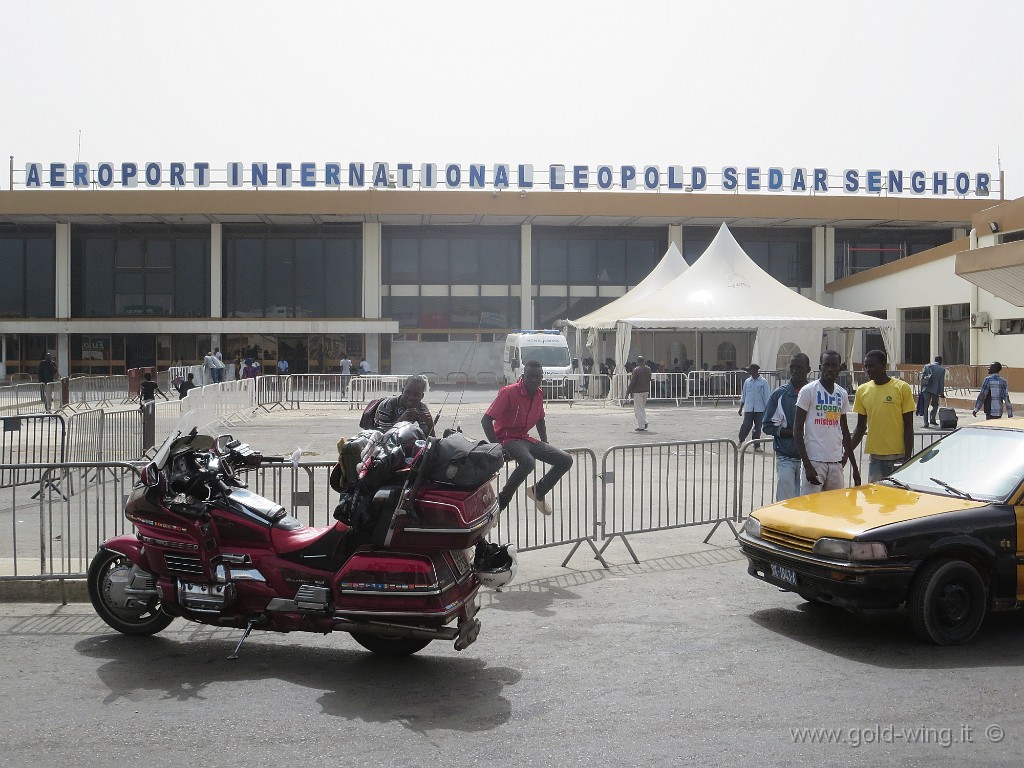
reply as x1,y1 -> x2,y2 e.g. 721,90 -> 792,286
0,414 -> 67,490
255,374 -> 288,411
0,462 -> 140,580
0,382 -> 58,415
66,375 -> 130,410
598,439 -> 739,562
286,374 -> 351,407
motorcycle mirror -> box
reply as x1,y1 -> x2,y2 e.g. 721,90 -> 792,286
140,461 -> 161,488
216,435 -> 234,454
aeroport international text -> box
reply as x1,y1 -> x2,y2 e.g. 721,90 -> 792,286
21,161 -> 994,197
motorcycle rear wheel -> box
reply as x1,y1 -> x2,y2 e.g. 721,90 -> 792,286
88,551 -> 174,636
351,633 -> 431,656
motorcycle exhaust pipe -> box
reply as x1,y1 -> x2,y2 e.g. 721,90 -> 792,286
333,617 -> 459,643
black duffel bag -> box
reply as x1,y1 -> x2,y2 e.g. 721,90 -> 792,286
422,433 -> 504,488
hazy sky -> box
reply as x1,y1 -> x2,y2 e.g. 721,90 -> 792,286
3,0 -> 1021,196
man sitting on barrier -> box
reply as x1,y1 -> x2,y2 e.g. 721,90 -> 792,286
373,375 -> 433,434
482,359 -> 573,515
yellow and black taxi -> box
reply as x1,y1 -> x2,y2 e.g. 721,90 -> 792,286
739,419 -> 1024,645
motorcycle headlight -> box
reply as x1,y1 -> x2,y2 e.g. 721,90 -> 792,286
813,538 -> 888,561
742,517 -> 761,538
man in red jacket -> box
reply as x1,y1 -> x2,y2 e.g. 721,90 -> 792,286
481,360 -> 573,515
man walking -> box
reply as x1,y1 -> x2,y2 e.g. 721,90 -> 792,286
761,353 -> 811,501
973,362 -> 1013,420
482,359 -> 573,515
738,364 -> 771,450
851,349 -> 915,483
627,356 -> 652,431
795,350 -> 859,493
919,355 -> 946,428
37,352 -> 59,413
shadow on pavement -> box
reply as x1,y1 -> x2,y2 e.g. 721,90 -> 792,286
748,602 -> 1024,668
75,633 -> 521,733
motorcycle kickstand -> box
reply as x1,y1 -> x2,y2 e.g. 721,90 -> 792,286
227,619 -> 257,660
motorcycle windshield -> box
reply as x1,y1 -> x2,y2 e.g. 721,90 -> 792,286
152,408 -> 224,469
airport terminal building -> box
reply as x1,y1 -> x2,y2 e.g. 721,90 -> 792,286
0,161 -> 1015,378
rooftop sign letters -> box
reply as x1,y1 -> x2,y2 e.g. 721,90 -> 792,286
21,162 -> 994,197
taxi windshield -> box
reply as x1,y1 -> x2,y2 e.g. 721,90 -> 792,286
890,427 -> 1024,502
522,346 -> 570,366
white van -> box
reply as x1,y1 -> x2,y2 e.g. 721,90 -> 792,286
502,330 -> 573,384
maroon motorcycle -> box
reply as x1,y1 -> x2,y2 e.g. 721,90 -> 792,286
87,414 -> 516,657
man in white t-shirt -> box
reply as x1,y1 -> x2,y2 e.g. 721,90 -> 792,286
794,349 -> 860,495
339,354 -> 352,393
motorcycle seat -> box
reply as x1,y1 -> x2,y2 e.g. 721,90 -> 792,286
271,520 -> 349,554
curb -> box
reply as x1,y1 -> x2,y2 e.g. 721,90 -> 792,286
0,579 -> 89,603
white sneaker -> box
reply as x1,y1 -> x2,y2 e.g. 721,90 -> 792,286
525,485 -> 553,515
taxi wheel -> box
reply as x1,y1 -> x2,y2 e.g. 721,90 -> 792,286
908,559 -> 987,645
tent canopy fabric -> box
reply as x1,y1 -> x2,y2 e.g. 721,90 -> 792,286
568,223 -> 895,372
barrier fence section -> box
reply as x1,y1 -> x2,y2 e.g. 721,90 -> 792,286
0,462 -> 140,580
348,375 -> 409,408
0,382 -> 59,415
0,414 -> 67,490
181,378 -> 256,424
286,374 -> 351,408
255,374 -> 288,411
490,448 -> 603,565
66,375 -> 129,410
599,439 -> 739,563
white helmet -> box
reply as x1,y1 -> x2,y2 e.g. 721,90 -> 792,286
474,543 -> 518,590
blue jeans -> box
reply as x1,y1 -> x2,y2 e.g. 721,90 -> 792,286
868,456 -> 899,483
775,455 -> 802,502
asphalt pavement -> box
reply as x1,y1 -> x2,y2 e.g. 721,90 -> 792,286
1,393 -> 1017,766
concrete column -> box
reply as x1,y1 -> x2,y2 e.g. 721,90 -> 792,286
520,224 -> 532,329
930,304 -> 940,360
824,226 -> 835,286
811,225 -> 827,303
55,222 -> 71,375
952,227 -> 967,241
210,222 -> 223,318
668,224 -> 683,254
363,222 -> 382,370
55,222 -> 71,319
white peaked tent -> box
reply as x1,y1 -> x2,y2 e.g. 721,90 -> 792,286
570,223 -> 895,375
566,242 -> 689,365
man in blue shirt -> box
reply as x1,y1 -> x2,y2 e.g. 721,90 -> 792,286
973,361 -> 1013,420
761,353 -> 811,501
738,364 -> 771,450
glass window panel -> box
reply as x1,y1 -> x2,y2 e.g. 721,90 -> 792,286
264,240 -> 294,316
0,239 -> 23,317
384,296 -> 420,328
535,240 -> 568,284
116,293 -> 146,314
420,239 -> 449,284
294,240 -> 324,317
226,239 -> 264,317
80,238 -> 115,316
146,240 -> 173,269
479,238 -> 514,284
567,241 -> 597,284
625,240 -> 658,284
534,297 -> 568,329
325,239 -> 361,317
480,296 -> 514,328
115,239 -> 143,269
419,296 -> 449,328
450,239 -> 478,283
388,238 -> 419,283
115,272 -> 144,293
450,296 -> 481,328
902,306 -> 930,364
596,239 -> 626,284
26,238 -> 55,318
173,239 -> 207,318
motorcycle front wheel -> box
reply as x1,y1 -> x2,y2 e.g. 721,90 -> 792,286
88,550 -> 174,636
351,633 -> 431,656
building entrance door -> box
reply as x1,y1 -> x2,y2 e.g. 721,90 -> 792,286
125,334 -> 155,370
278,335 -> 308,374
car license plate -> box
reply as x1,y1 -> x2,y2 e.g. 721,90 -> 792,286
451,548 -> 473,576
770,563 -> 798,587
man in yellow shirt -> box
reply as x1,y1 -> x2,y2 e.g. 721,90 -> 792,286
851,349 -> 916,483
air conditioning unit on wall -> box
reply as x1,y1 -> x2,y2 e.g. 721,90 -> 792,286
970,311 -> 991,329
